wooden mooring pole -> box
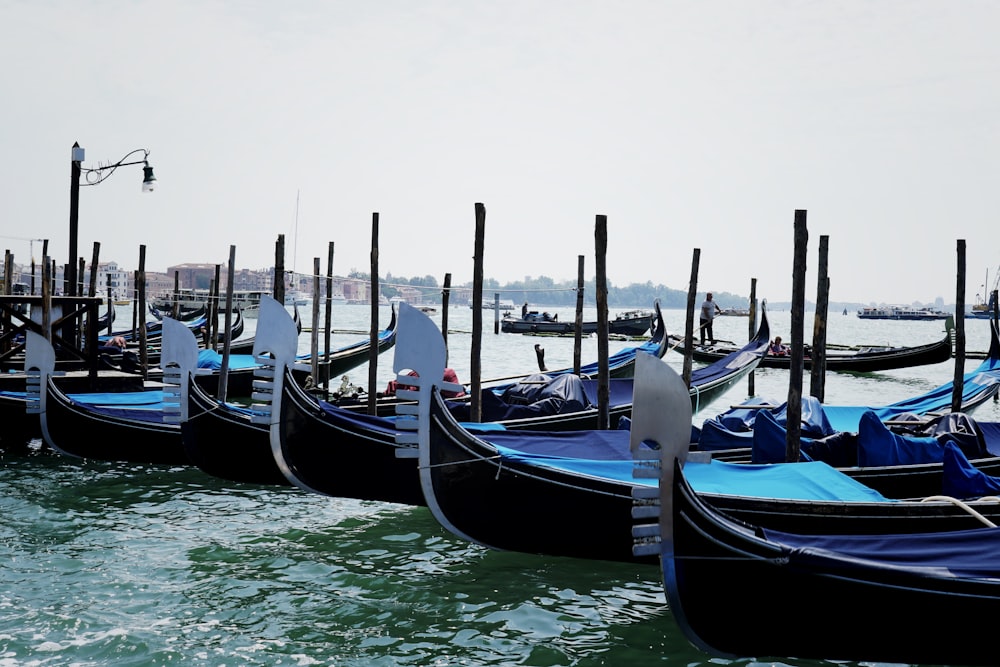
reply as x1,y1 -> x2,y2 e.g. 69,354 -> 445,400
952,239 -> 967,412
786,211 -> 808,462
810,235 -> 830,402
574,255 -> 584,374
595,215 -> 609,429
470,203 -> 486,422
367,214 -> 380,416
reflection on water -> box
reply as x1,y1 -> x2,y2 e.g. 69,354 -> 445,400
0,454 -> 690,665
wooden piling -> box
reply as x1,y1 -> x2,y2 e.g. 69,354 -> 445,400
493,292 -> 500,335
132,270 -> 139,339
595,215 -> 609,430
88,242 -> 100,298
42,255 -> 51,341
367,214 -> 380,415
810,235 -> 830,401
574,255 -> 584,374
274,234 -> 286,307
2,252 -> 11,354
138,245 -> 148,382
441,273 -> 451,357
311,257 -> 321,384
786,211 -> 808,462
952,239 -> 967,412
172,270 -> 180,320
683,250 -> 699,388
747,277 -> 757,397
212,264 -> 222,349
325,242 -> 335,373
105,274 -> 113,335
218,245 -> 236,402
470,203 -> 486,422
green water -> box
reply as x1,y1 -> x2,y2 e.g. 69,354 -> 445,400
0,453 -> 701,666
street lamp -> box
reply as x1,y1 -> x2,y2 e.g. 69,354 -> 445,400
67,142 -> 156,297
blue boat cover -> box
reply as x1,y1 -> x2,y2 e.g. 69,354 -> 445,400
857,411 -> 946,467
747,407 -> 992,468
65,390 -> 168,421
196,350 -> 261,371
448,374 -> 594,423
761,518 -> 1000,579
941,442 -> 1000,499
697,346 -> 1000,454
488,435 -> 892,501
69,390 -> 166,406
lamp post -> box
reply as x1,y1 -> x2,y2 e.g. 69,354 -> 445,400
67,142 -> 155,297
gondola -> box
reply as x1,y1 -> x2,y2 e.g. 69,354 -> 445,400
384,304 -> 697,563
658,383 -> 1000,665
672,308 -> 954,372
499,305 -> 655,336
177,299 -> 397,486
181,378 -> 287,486
401,335 -> 1000,565
488,301 -> 669,382
25,324 -> 192,465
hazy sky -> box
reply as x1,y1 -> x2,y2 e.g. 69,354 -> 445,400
3,1 -> 999,305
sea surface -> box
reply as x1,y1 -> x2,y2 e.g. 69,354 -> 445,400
1,302 -> 995,666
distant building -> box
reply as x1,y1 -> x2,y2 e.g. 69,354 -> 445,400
165,263 -> 220,292
86,262 -> 131,301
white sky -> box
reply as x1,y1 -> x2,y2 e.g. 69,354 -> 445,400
2,0 -> 998,305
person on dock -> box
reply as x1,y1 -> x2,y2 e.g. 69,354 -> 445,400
700,292 -> 721,345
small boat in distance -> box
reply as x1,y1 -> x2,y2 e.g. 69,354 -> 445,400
501,306 -> 655,337
469,298 -> 515,311
857,305 -> 950,320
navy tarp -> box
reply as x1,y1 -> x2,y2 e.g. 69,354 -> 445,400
857,411 -> 945,467
762,519 -> 1000,580
450,373 -> 592,423
941,442 -> 1000,499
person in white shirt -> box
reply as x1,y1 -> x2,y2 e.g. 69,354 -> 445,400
700,292 -> 722,345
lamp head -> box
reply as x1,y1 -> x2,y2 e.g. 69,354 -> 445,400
142,161 -> 156,193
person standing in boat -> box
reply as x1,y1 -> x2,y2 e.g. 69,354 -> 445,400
700,292 -> 722,345
522,301 -> 529,319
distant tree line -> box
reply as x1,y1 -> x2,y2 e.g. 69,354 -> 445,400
352,270 -> 920,315
349,270 -> 748,310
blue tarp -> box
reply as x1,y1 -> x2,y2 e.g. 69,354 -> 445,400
697,344 -> 1000,454
942,441 -> 1000,499
762,519 -> 1000,579
488,435 -> 893,502
196,350 -> 261,371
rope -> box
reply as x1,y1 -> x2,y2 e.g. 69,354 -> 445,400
920,495 -> 999,527
417,454 -> 502,469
